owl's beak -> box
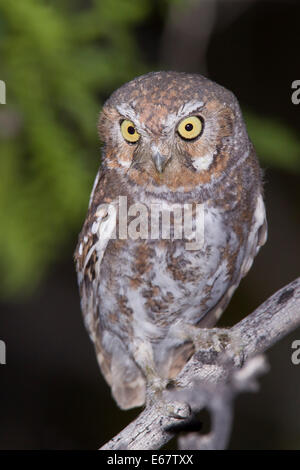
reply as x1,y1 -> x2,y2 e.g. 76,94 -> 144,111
152,152 -> 168,174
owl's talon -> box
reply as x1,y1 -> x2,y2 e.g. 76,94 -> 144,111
176,325 -> 242,365
145,377 -> 190,418
164,400 -> 191,419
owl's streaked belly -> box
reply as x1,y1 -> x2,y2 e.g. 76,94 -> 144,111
97,201 -> 242,345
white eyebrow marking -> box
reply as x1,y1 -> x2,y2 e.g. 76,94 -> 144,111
177,100 -> 204,119
116,103 -> 137,123
116,100 -> 205,135
116,103 -> 151,134
163,100 -> 205,134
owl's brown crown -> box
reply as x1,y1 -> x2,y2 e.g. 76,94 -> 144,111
103,71 -> 236,115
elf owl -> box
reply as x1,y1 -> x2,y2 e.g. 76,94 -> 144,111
75,71 -> 267,410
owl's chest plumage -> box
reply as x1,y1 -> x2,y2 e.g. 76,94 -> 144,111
93,179 -> 248,346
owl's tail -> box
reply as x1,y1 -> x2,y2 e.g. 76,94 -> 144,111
95,339 -> 146,410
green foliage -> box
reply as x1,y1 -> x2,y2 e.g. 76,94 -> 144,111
245,111 -> 300,172
0,0 -> 150,297
0,0 -> 299,298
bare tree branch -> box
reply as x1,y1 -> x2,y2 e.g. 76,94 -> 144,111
176,355 -> 268,450
100,277 -> 300,450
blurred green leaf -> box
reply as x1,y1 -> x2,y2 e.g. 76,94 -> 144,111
245,111 -> 300,172
0,0 -> 151,297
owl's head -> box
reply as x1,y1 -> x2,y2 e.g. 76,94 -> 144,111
98,72 -> 251,192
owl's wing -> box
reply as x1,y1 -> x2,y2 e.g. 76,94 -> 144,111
198,192 -> 267,328
240,192 -> 267,278
75,189 -> 118,345
75,171 -> 146,409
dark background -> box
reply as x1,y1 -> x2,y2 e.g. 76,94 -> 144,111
0,0 -> 299,449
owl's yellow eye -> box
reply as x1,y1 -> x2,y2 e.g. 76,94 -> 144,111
177,116 -> 203,140
120,119 -> 140,143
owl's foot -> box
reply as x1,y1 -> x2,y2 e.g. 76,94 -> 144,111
145,376 -> 191,419
177,325 -> 242,367
132,338 -> 191,418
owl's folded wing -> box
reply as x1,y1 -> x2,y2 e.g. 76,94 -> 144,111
74,177 -> 146,409
240,192 -> 267,279
198,191 -> 267,328
75,169 -> 120,375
